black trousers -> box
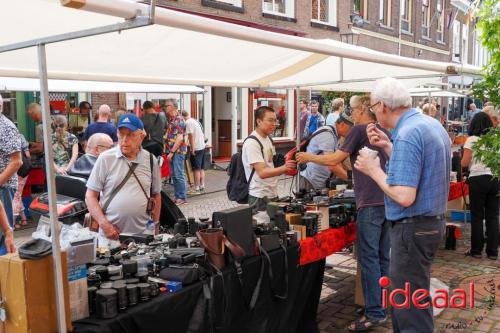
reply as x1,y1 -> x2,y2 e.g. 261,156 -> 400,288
390,217 -> 445,333
468,175 -> 500,257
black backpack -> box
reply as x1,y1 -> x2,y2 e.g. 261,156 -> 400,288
226,135 -> 265,204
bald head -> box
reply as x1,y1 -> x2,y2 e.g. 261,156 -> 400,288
27,102 -> 42,121
86,133 -> 113,156
97,104 -> 111,121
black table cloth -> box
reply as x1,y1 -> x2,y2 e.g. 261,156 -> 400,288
72,245 -> 325,333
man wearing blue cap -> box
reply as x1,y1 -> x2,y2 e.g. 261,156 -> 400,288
86,114 -> 161,240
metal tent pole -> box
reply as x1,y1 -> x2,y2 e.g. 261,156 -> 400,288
37,43 -> 66,333
295,87 -> 301,195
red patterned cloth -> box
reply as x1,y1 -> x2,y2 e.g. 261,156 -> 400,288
448,181 -> 469,201
299,223 -> 356,266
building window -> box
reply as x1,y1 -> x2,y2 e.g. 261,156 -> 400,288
436,0 -> 444,42
311,0 -> 337,26
263,0 -> 295,18
379,0 -> 392,27
214,0 -> 242,6
252,89 -> 292,138
461,23 -> 468,63
400,0 -> 412,32
421,0 -> 430,37
352,0 -> 368,20
452,20 -> 460,62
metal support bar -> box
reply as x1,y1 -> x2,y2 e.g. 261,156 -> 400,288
37,44 -> 66,333
0,16 -> 151,53
277,74 -> 446,90
295,87 -> 301,195
149,0 -> 156,23
339,57 -> 344,82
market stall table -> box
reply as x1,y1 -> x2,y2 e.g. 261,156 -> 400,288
72,245 -> 325,333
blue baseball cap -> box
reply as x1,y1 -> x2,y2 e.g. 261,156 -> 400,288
117,114 -> 144,131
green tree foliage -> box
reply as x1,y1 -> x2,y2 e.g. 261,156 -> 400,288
471,0 -> 499,106
471,0 -> 500,179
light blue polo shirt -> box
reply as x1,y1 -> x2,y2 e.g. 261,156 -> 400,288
385,108 -> 451,221
87,147 -> 161,234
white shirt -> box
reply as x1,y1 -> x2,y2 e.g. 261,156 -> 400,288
185,118 -> 206,151
242,131 -> 278,198
463,136 -> 492,177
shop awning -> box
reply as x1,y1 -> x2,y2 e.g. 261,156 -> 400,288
0,76 -> 204,93
0,0 -> 482,89
409,87 -> 466,98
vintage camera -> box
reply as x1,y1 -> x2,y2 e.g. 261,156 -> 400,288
285,202 -> 306,215
329,203 -> 356,228
173,218 -> 188,235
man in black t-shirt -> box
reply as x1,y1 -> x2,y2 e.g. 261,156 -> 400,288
141,101 -> 167,157
297,95 -> 391,332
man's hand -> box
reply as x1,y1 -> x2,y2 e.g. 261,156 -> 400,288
4,229 -> 16,253
367,124 -> 391,150
284,159 -> 297,171
295,152 -> 313,164
354,154 -> 381,178
101,221 -> 120,240
167,152 -> 174,162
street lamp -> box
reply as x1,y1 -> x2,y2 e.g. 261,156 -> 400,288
340,23 -> 360,45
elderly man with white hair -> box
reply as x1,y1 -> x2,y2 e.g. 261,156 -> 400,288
0,95 -> 22,255
354,77 -> 450,333
68,133 -> 113,179
86,114 -> 161,240
84,104 -> 118,145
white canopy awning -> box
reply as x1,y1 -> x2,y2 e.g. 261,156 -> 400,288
0,0 -> 482,90
0,76 -> 204,93
409,87 -> 466,98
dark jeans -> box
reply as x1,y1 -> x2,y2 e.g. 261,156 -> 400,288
248,195 -> 277,215
0,187 -> 15,255
390,217 -> 445,333
356,206 -> 391,321
468,175 -> 500,257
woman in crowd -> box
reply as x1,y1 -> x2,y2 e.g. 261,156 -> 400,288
52,115 -> 79,175
422,103 -> 437,118
13,134 -> 30,229
461,112 -> 499,260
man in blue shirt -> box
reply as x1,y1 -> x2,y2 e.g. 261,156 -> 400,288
84,104 -> 118,146
303,100 -> 325,139
354,78 -> 450,333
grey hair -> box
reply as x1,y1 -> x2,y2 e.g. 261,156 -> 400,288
165,98 -> 178,109
331,98 -> 344,111
372,77 -> 412,110
86,133 -> 113,153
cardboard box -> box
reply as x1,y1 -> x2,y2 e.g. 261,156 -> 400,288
0,252 -> 72,333
292,225 -> 306,241
286,213 -> 302,225
68,264 -> 89,321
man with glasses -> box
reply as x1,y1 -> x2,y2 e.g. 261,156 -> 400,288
242,106 -> 296,213
164,99 -> 188,205
297,95 -> 391,331
355,78 -> 450,333
69,133 -> 113,179
86,114 -> 161,240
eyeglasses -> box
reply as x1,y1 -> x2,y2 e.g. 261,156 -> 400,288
369,101 -> 381,113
